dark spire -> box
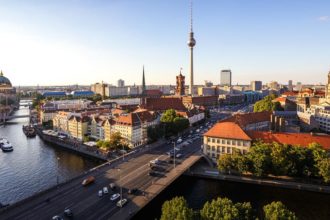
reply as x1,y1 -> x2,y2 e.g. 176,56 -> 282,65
142,65 -> 146,93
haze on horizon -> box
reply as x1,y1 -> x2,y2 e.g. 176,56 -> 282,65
0,0 -> 329,87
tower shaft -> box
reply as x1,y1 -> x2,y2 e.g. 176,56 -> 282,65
189,47 -> 194,95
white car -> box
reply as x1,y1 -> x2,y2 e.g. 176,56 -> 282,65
103,187 -> 109,194
116,198 -> 128,207
98,190 -> 103,197
110,193 -> 120,201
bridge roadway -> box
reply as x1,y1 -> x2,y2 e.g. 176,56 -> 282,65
0,138 -> 202,220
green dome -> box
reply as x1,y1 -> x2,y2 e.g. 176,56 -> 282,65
0,70 -> 12,86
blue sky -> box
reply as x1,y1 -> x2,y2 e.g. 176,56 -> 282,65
0,0 -> 329,86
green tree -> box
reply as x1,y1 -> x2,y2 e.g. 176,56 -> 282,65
317,158 -> 330,183
96,140 -> 104,148
101,140 -> 111,150
218,154 -> 235,174
200,197 -> 239,220
253,95 -> 283,112
270,143 -> 291,176
160,196 -> 193,220
109,132 -> 125,150
173,117 -> 190,132
247,142 -> 272,177
263,201 -> 297,220
161,109 -> 177,123
235,202 -> 254,220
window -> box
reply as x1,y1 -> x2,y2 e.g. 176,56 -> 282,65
212,138 -> 215,143
222,147 -> 225,153
232,140 -> 236,145
207,138 -> 210,142
217,139 -> 220,143
227,147 -> 231,154
226,140 -> 230,145
212,146 -> 215,151
222,139 -> 225,144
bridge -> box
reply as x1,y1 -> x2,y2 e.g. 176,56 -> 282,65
0,138 -> 206,220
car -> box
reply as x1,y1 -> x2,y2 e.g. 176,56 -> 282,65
116,198 -> 128,208
109,183 -> 116,190
64,208 -> 73,217
98,190 -> 103,197
148,171 -> 157,176
150,159 -> 160,165
103,187 -> 109,194
128,188 -> 138,194
82,176 -> 95,186
52,216 -> 63,220
176,138 -> 182,144
176,153 -> 183,158
110,193 -> 120,201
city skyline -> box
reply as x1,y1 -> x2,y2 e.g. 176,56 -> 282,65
0,0 -> 330,86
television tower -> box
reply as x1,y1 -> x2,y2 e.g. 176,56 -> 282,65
187,0 -> 196,95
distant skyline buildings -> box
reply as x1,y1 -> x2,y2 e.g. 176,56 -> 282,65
220,69 -> 232,87
1,0 -> 330,86
251,81 -> 262,91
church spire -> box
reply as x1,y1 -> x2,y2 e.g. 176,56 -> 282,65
142,65 -> 146,93
0,70 -> 3,77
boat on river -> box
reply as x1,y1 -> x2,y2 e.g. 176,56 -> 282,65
22,125 -> 37,138
1,141 -> 13,152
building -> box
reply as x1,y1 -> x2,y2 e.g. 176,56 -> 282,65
326,71 -> 330,102
176,108 -> 205,125
142,97 -> 187,111
250,81 -> 262,91
112,110 -> 159,147
223,111 -> 271,131
42,91 -> 66,98
296,82 -> 302,91
91,82 -> 107,98
268,81 -> 279,90
71,90 -> 94,98
197,87 -> 217,96
0,71 -> 17,121
219,94 -> 245,105
182,96 -> 218,108
117,79 -> 125,87
67,115 -> 90,140
288,80 -> 293,91
176,70 -> 185,96
203,121 -> 330,162
220,70 -> 232,87
203,122 -> 252,162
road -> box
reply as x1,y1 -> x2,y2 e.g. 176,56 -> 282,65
0,137 -> 202,220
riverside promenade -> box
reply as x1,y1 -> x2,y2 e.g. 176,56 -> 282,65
186,161 -> 330,194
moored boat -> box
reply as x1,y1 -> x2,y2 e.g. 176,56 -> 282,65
22,125 -> 37,138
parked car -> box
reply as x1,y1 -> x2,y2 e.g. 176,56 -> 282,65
98,190 -> 103,197
64,208 -> 73,217
81,176 -> 95,186
110,193 -> 120,201
103,187 -> 109,194
176,153 -> 183,158
52,216 -> 63,220
116,198 -> 128,208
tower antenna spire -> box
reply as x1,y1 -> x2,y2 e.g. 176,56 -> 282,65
190,0 -> 193,32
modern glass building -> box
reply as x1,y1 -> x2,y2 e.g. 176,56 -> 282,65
220,69 -> 232,86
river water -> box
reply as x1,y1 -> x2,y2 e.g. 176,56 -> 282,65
0,106 -> 100,205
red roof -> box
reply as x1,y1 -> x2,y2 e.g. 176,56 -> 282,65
204,122 -> 252,141
273,97 -> 286,103
115,110 -> 155,126
222,111 -> 271,128
248,131 -> 330,150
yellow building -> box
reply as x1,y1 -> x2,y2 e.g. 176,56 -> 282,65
68,116 -> 90,140
53,111 -> 71,133
203,122 -> 252,163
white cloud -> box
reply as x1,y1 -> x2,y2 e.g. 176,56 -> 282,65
318,16 -> 329,22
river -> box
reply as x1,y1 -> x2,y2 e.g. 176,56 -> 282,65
0,106 -> 101,205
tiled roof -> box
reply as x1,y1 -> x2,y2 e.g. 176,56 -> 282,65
247,131 -> 330,150
273,97 -> 286,103
143,97 -> 187,111
144,89 -> 163,96
222,111 -> 271,128
115,110 -> 156,126
204,122 -> 252,141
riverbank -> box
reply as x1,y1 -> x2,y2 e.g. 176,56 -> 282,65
186,161 -> 330,194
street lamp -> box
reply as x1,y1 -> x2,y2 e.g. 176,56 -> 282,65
118,168 -> 122,202
56,157 -> 60,185
173,141 -> 176,169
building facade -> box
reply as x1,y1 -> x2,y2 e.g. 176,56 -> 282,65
220,69 -> 232,86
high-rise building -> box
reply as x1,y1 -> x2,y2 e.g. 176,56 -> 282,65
250,81 -> 262,91
187,0 -> 196,95
176,69 -> 185,96
117,79 -> 125,87
296,82 -> 302,91
326,71 -> 330,102
288,80 -> 293,91
268,81 -> 279,90
220,69 -> 232,86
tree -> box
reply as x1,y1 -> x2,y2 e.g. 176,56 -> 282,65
317,158 -> 330,183
270,143 -> 291,176
247,142 -> 272,177
109,132 -> 125,150
173,117 -> 190,132
161,109 -> 177,123
160,196 -> 193,220
235,202 -> 254,220
200,197 -> 239,220
218,154 -> 235,174
263,201 -> 297,220
160,109 -> 189,136
253,95 -> 283,112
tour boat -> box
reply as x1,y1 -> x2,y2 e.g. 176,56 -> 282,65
22,125 -> 37,138
0,138 -> 8,148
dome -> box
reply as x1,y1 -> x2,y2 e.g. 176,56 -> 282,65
0,71 -> 12,86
